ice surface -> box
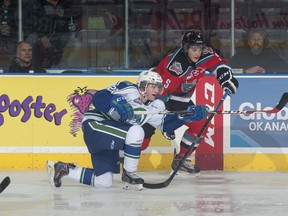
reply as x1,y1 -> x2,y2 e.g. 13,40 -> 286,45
1,171 -> 288,216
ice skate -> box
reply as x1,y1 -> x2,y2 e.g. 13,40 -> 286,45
46,160 -> 76,187
121,168 -> 144,191
171,155 -> 200,175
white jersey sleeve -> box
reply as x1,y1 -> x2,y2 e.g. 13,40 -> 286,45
137,99 -> 166,131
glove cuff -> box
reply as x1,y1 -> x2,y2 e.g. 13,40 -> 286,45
108,107 -> 121,121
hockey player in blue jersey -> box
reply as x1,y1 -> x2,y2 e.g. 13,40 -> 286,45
47,70 -> 209,190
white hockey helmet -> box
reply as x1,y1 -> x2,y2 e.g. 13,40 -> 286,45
137,69 -> 163,97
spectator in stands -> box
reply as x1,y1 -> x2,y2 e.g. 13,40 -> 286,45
8,41 -> 46,73
22,0 -> 83,66
0,0 -> 17,38
229,28 -> 288,74
26,33 -> 63,68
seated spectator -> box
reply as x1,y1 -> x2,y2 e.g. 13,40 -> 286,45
23,0 -> 83,67
229,28 -> 288,74
8,41 -> 46,73
26,33 -> 63,68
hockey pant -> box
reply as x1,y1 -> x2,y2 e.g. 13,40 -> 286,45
81,119 -> 144,187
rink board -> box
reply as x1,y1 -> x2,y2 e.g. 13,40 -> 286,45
0,74 -> 287,171
0,74 -> 173,171
223,76 -> 288,171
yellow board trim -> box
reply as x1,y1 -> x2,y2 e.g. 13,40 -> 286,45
0,153 -> 174,171
3,153 -> 288,171
224,154 -> 288,171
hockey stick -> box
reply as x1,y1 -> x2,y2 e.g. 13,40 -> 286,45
0,176 -> 10,193
143,90 -> 230,189
135,92 -> 288,115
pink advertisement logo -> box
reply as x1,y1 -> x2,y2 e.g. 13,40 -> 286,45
67,86 -> 96,137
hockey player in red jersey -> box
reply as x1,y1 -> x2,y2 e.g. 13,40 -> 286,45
141,30 -> 239,173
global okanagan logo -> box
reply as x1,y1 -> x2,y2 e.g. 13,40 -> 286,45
238,102 -> 288,131
0,94 -> 67,126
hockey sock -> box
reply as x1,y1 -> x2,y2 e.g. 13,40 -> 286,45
93,172 -> 113,188
70,167 -> 113,188
124,125 -> 144,172
177,130 -> 201,158
67,166 -> 84,183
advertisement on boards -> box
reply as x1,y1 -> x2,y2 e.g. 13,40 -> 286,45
228,76 -> 288,150
194,75 -> 224,170
0,75 -> 171,170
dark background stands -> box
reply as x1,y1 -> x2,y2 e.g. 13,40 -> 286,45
0,0 -> 18,71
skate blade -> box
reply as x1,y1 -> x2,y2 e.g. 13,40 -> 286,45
46,160 -> 56,187
123,182 -> 143,191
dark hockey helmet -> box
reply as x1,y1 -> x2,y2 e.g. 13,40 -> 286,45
182,30 -> 204,53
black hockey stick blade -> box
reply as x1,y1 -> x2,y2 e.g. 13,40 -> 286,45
143,90 -> 230,189
0,176 -> 10,193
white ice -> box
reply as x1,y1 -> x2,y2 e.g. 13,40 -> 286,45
1,171 -> 288,216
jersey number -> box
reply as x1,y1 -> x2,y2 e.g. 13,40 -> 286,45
163,79 -> 171,89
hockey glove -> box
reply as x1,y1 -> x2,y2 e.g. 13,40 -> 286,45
179,105 -> 209,122
162,131 -> 176,140
109,95 -> 134,123
216,67 -> 239,95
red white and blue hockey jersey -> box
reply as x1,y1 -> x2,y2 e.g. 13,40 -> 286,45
156,46 -> 230,102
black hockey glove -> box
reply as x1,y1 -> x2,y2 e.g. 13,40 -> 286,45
162,131 -> 176,140
216,67 -> 239,95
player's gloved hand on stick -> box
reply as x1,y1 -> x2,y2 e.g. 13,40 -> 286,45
110,95 -> 134,123
216,67 -> 239,95
162,131 -> 176,140
179,105 -> 209,122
